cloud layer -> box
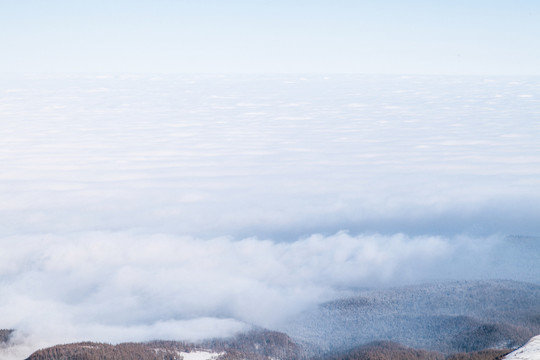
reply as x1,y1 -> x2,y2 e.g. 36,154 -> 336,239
1,231 -> 530,351
1,75 -> 540,238
1,74 -> 539,358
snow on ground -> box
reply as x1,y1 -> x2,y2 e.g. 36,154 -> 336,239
504,335 -> 540,360
178,350 -> 224,360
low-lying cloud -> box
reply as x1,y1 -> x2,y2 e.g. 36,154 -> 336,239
0,231 -> 529,352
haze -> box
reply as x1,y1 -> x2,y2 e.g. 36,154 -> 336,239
1,1 -> 540,75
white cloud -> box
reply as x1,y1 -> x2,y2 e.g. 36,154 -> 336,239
1,75 -> 540,238
0,230 -> 526,355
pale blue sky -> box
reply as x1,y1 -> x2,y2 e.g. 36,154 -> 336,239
1,0 -> 540,74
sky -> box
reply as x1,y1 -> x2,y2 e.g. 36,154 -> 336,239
1,0 -> 540,75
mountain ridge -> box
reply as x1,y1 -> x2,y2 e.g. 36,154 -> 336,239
279,280 -> 540,354
9,280 -> 540,360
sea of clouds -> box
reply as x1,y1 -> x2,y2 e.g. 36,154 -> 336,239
1,74 -> 539,358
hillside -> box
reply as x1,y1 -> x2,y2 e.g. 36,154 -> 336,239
24,342 -> 178,360
24,336 -> 518,360
25,329 -> 305,360
0,329 -> 14,344
324,341 -> 514,360
322,341 -> 445,360
22,280 -> 540,360
280,280 -> 540,354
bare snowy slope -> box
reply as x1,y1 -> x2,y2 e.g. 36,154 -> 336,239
504,335 -> 540,360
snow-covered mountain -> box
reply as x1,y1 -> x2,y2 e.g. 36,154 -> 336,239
279,280 -> 540,354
